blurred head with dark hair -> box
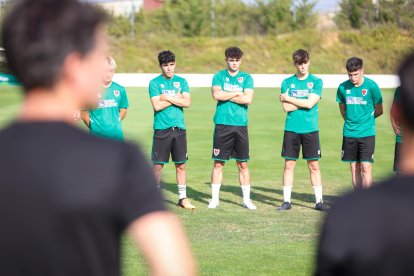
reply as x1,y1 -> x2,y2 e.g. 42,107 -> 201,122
1,0 -> 107,107
398,52 -> 414,131
225,47 -> 243,74
158,50 -> 176,79
346,57 -> 364,86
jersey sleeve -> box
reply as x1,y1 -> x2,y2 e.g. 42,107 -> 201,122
181,79 -> 190,94
117,143 -> 166,228
212,72 -> 223,88
119,86 -> 129,109
149,80 -> 160,99
244,74 -> 254,90
393,86 -> 401,103
371,81 -> 383,104
280,80 -> 288,95
312,78 -> 323,98
336,85 -> 345,104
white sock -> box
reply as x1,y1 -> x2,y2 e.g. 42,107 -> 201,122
178,185 -> 187,199
211,183 -> 221,201
283,186 -> 292,203
313,186 -> 323,203
241,185 -> 251,202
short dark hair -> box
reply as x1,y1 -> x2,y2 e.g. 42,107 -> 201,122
1,0 -> 107,92
292,49 -> 310,64
346,57 -> 364,72
225,47 -> 243,59
398,52 -> 414,129
158,50 -> 175,65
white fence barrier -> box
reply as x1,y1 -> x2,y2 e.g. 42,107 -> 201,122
113,73 -> 400,89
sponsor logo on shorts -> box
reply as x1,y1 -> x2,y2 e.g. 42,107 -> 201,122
213,149 -> 220,156
174,82 -> 180,88
114,90 -> 120,97
341,150 -> 344,158
362,89 -> 368,96
307,82 -> 314,90
237,77 -> 244,83
318,150 -> 321,156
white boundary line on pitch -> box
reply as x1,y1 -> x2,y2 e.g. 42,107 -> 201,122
113,73 -> 400,89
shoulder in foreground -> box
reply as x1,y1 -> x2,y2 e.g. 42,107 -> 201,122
330,175 -> 414,214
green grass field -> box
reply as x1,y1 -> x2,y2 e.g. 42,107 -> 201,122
0,85 -> 396,275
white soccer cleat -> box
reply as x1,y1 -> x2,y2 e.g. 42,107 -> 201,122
208,199 -> 219,209
243,200 -> 257,210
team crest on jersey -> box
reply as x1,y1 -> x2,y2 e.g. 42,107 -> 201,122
237,77 -> 244,83
291,84 -> 296,89
213,148 -> 220,156
362,89 -> 368,96
114,90 -> 120,97
307,82 -> 314,89
173,82 -> 180,88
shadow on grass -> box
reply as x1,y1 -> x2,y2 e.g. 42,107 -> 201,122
160,181 -> 241,207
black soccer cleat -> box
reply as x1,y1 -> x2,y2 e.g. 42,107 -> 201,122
277,201 -> 292,211
315,202 -> 329,212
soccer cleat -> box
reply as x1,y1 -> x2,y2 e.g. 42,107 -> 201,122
243,200 -> 257,210
315,202 -> 329,212
177,198 -> 195,209
277,201 -> 292,211
207,199 -> 219,209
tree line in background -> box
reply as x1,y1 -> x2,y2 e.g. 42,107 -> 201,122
109,0 -> 317,38
337,0 -> 414,30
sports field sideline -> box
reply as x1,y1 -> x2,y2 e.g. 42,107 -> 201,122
0,85 -> 396,275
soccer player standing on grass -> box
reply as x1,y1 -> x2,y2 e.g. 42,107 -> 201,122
336,57 -> 383,189
390,86 -> 402,173
208,47 -> 256,210
0,1 -> 196,275
149,50 -> 195,209
81,56 -> 128,141
278,49 -> 328,212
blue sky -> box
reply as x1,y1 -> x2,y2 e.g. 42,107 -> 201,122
244,0 -> 339,12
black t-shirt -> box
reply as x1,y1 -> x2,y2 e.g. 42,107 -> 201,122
0,122 -> 165,276
316,175 -> 414,276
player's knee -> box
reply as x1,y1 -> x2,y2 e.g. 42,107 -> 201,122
175,163 -> 186,172
308,161 -> 320,172
361,163 -> 372,173
237,161 -> 248,171
284,161 -> 296,171
213,161 -> 225,170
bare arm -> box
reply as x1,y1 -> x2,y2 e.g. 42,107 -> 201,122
229,89 -> 254,105
374,104 -> 383,118
150,96 -> 173,112
339,104 -> 346,119
390,103 -> 401,135
163,92 -> 191,108
280,93 -> 321,110
119,108 -> 128,120
81,111 -> 90,128
212,86 -> 242,101
282,102 -> 299,112
128,211 -> 196,276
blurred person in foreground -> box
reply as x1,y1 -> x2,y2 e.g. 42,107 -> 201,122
81,56 -> 129,141
0,0 -> 196,275
315,53 -> 414,276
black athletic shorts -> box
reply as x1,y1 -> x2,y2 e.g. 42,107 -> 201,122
281,131 -> 321,160
394,141 -> 402,172
212,124 -> 249,162
152,127 -> 187,164
341,136 -> 375,163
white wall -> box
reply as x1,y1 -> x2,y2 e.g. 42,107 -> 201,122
113,73 -> 400,89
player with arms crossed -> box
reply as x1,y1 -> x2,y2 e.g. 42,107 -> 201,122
149,50 -> 195,209
81,56 -> 128,141
390,86 -> 403,173
337,57 -> 383,189
278,49 -> 328,211
208,47 -> 256,210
